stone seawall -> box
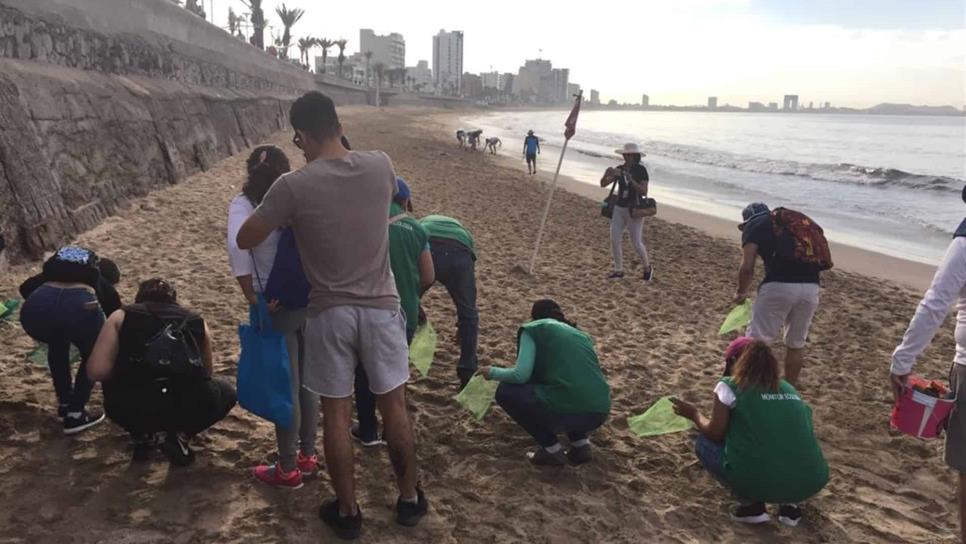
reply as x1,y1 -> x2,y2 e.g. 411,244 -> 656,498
0,0 -> 369,261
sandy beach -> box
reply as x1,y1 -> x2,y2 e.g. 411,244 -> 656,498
0,105 -> 959,543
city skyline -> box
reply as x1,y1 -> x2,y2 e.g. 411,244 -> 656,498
210,0 -> 964,108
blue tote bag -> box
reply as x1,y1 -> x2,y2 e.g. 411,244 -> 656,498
237,295 -> 293,429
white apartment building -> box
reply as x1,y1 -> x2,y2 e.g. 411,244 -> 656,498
360,28 -> 405,69
433,29 -> 463,95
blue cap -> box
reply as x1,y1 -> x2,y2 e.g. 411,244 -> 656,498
395,177 -> 411,202
738,202 -> 770,230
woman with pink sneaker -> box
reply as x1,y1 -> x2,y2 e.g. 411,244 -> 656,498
227,145 -> 320,488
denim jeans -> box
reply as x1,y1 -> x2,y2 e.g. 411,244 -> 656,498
19,285 -> 105,413
354,328 -> 414,440
429,245 -> 478,378
694,434 -> 754,502
494,383 -> 607,448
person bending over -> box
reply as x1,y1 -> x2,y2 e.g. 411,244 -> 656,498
479,300 -> 610,466
87,279 -> 236,466
671,340 -> 827,527
19,246 -> 123,434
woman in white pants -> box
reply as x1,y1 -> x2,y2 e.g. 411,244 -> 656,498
600,143 -> 653,281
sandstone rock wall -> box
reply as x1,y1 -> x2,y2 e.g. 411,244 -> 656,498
0,0 -> 369,261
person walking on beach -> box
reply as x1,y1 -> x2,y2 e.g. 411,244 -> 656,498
419,213 -> 479,388
735,202 -> 830,386
600,143 -> 653,282
18,246 -> 123,434
86,279 -> 237,466
890,185 -> 966,542
236,91 -> 427,540
523,130 -> 540,174
479,300 -> 610,466
227,144 -> 320,488
671,340 -> 828,527
353,178 -> 435,446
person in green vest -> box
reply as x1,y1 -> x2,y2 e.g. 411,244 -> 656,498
419,213 -> 478,389
479,300 -> 611,466
353,178 -> 435,446
671,339 -> 828,527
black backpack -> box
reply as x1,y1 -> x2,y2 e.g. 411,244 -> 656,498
140,307 -> 205,381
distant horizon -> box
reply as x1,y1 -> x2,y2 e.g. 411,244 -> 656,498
207,0 -> 965,108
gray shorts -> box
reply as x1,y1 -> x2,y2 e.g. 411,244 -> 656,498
946,364 -> 966,472
302,305 -> 410,398
747,282 -> 820,349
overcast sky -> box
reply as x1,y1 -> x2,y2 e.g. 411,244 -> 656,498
209,0 -> 965,107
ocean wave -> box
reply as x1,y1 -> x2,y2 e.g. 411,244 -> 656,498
584,139 -> 965,194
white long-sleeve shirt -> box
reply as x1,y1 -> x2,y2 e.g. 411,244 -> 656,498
227,194 -> 279,292
891,236 -> 966,375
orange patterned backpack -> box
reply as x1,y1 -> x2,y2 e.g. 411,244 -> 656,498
771,208 -> 834,271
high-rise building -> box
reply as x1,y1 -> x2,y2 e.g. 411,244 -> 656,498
568,83 -> 581,100
512,59 -> 552,100
708,96 -> 718,109
406,60 -> 433,91
433,30 -> 464,95
590,89 -> 600,105
360,29 -> 405,70
641,94 -> 650,107
783,94 -> 799,110
550,68 -> 569,103
481,71 -> 503,90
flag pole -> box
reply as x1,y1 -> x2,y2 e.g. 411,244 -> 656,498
526,91 -> 581,274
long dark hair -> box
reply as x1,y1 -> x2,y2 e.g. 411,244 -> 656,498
531,299 -> 577,328
732,340 -> 781,392
243,145 -> 290,206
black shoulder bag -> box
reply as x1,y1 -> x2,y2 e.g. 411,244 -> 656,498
601,180 -> 618,219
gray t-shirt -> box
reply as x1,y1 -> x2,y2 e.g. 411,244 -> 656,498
254,150 -> 399,313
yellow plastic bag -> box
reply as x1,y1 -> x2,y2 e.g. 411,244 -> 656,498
628,396 -> 693,437
455,375 -> 499,421
719,299 -> 753,335
409,322 -> 437,377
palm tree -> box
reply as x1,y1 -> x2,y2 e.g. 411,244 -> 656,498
239,0 -> 265,49
275,4 -> 305,60
316,38 -> 334,74
335,39 -> 348,79
364,51 -> 374,86
297,36 -> 315,67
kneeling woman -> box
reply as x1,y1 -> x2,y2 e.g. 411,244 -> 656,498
87,279 -> 237,466
671,340 -> 828,526
480,300 -> 610,466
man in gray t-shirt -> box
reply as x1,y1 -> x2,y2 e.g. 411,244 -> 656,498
237,91 -> 427,539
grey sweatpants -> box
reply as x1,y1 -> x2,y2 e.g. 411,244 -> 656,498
272,308 -> 319,472
610,205 -> 650,272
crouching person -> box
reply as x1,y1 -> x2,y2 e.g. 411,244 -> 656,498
87,279 -> 236,465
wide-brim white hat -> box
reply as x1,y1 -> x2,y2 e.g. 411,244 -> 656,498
615,142 -> 646,156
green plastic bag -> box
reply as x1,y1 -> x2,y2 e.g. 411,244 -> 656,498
28,344 -> 81,366
455,374 -> 499,421
628,396 -> 693,437
409,322 -> 437,377
719,299 -> 753,335
0,299 -> 21,321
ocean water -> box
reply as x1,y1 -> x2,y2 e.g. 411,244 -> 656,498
463,110 -> 966,265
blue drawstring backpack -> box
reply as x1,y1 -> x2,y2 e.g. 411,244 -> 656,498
264,227 -> 310,309
237,293 -> 293,429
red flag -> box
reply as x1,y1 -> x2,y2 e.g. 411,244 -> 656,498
563,92 -> 582,140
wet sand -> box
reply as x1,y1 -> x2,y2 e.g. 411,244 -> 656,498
0,105 -> 958,543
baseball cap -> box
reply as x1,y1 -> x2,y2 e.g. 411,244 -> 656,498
738,202 -> 770,231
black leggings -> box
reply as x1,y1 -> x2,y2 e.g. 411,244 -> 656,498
105,378 -> 236,437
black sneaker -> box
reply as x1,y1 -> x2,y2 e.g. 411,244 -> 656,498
319,500 -> 363,540
643,266 -> 654,283
607,271 -> 625,281
396,486 -> 429,527
57,404 -> 69,418
526,447 -> 567,466
132,433 -> 157,463
62,410 -> 105,435
350,423 -> 384,447
732,502 -> 770,524
160,433 -> 195,467
778,504 -> 802,527
565,444 -> 593,465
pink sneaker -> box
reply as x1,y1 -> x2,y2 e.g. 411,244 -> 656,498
252,464 -> 304,489
297,452 -> 319,476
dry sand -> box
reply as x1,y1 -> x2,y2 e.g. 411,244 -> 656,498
0,105 -> 959,543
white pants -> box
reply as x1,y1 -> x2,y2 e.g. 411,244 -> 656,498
747,282 -> 820,349
610,206 -> 649,272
